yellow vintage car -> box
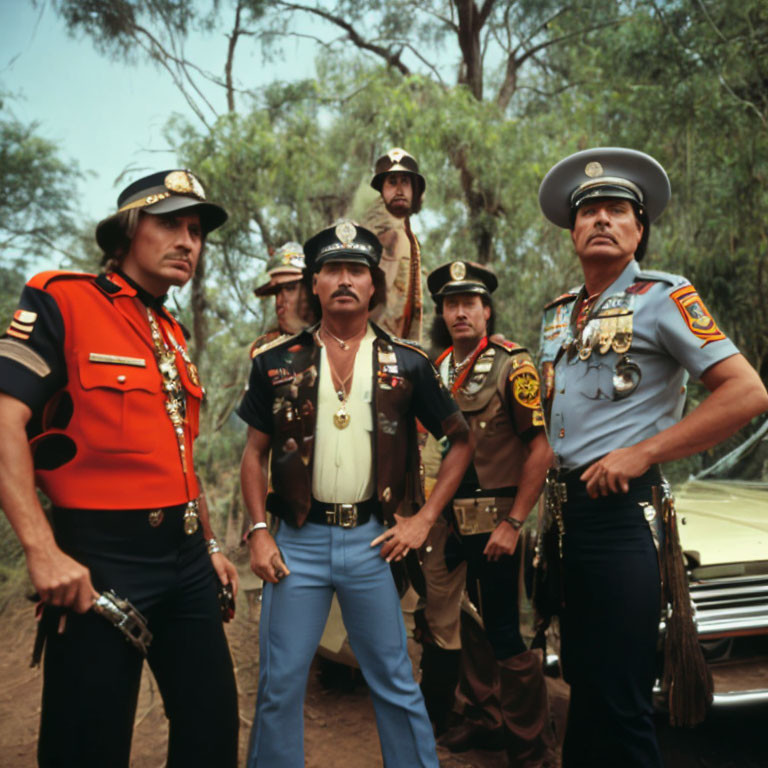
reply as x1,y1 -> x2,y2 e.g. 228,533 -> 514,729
670,478 -> 768,707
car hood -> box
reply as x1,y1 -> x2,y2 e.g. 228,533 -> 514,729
673,480 -> 768,567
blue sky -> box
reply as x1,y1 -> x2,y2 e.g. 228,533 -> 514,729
1,1 -> 314,223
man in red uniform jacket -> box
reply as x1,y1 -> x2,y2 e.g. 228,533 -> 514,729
0,170 -> 239,768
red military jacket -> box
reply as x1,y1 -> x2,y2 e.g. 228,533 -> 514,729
0,270 -> 202,509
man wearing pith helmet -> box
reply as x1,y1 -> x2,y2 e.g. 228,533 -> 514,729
363,147 -> 426,341
418,259 -> 554,765
238,220 -> 473,767
538,148 -> 768,766
0,169 -> 239,767
250,241 -> 316,355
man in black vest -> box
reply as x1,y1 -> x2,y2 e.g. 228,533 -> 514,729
238,220 -> 473,767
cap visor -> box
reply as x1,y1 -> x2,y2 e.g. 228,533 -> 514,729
145,197 -> 228,233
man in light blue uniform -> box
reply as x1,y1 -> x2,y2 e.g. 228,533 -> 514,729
538,147 -> 768,767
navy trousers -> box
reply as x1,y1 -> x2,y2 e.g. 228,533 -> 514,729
38,506 -> 239,768
560,477 -> 664,768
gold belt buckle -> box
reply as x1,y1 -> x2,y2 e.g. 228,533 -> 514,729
453,497 -> 506,535
326,503 -> 358,527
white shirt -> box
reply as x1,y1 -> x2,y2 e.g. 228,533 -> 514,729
312,324 -> 376,502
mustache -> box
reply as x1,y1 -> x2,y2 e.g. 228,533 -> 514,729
163,251 -> 192,264
588,230 -> 616,243
331,287 -> 359,300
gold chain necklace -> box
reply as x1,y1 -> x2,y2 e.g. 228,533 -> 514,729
147,308 -> 189,472
146,308 -> 199,535
324,348 -> 356,430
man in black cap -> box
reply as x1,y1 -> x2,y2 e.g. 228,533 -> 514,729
363,147 -> 426,341
250,241 -> 316,355
419,260 -> 554,765
0,170 -> 240,766
538,148 -> 768,766
238,219 -> 473,768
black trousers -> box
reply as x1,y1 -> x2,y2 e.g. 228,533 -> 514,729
559,473 -> 664,768
37,506 -> 239,768
445,526 -> 526,660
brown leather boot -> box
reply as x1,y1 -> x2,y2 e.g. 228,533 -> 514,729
498,649 -> 556,768
438,720 -> 505,752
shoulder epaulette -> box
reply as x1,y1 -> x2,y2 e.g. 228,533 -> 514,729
250,331 -> 296,358
250,330 -> 282,358
634,269 -> 684,287
389,335 -> 430,360
489,337 -> 528,355
28,270 -> 95,290
543,290 -> 578,311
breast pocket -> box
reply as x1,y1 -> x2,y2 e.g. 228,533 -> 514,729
77,354 -> 161,453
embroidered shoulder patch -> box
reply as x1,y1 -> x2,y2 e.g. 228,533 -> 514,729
6,309 -> 38,341
510,368 -> 541,409
669,285 -> 726,346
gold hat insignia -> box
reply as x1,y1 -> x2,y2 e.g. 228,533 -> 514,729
584,161 -> 604,178
335,220 -> 357,245
450,261 -> 467,281
164,170 -> 206,200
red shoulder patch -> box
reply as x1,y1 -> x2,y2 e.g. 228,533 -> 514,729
626,280 -> 655,295
543,292 -> 577,310
669,285 -> 726,346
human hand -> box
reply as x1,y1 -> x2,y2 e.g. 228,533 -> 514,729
370,512 -> 432,563
26,545 -> 96,613
580,445 -> 652,498
483,522 -> 521,561
248,531 -> 290,584
211,553 -> 240,598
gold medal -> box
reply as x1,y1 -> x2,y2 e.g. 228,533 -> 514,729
183,502 -> 199,535
187,362 -> 201,387
333,406 -> 351,429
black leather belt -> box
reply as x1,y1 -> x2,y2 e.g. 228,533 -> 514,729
557,462 -> 662,489
307,497 -> 380,528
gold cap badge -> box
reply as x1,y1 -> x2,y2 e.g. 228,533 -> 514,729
450,261 -> 467,281
164,170 -> 206,200
585,161 -> 604,178
335,220 -> 357,245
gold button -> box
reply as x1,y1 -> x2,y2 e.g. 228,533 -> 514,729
117,374 -> 127,383
479,421 -> 486,429
382,487 -> 392,502
559,428 -> 565,438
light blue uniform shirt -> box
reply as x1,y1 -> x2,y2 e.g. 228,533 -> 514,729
548,259 -> 739,470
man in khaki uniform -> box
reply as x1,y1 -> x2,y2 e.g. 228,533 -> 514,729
250,242 -> 315,355
420,260 -> 554,766
364,147 -> 425,342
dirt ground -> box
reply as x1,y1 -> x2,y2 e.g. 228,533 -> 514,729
1,579 -> 766,768
0,580 -> 564,768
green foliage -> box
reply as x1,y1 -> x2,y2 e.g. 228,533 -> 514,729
27,0 -> 768,499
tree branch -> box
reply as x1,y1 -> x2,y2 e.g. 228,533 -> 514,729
498,17 -> 624,110
275,1 -> 411,76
